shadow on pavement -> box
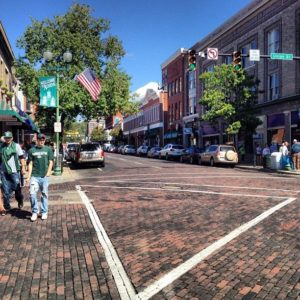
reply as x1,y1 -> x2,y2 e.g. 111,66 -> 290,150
9,208 -> 31,220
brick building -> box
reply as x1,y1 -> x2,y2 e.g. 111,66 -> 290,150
161,48 -> 186,145
162,0 -> 300,151
123,88 -> 168,148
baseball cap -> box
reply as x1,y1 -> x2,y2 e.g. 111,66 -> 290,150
37,133 -> 46,140
3,131 -> 13,138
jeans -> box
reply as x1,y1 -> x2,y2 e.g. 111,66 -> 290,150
30,176 -> 49,214
0,171 -> 23,210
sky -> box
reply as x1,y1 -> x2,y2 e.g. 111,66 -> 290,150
0,0 -> 253,92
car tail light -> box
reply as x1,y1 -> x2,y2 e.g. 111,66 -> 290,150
100,149 -> 104,157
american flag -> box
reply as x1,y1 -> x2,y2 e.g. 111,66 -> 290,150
76,68 -> 101,101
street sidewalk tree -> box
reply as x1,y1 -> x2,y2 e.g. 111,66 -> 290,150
199,64 -> 262,143
15,4 -> 136,133
91,126 -> 106,142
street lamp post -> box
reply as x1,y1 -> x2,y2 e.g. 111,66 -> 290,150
43,49 -> 72,176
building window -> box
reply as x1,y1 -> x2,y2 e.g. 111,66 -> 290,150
269,73 -> 279,101
268,28 -> 280,54
179,77 -> 182,93
241,40 -> 257,68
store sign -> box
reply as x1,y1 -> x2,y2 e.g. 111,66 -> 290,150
39,76 -> 57,107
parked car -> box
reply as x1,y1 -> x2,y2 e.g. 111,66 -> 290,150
147,146 -> 161,158
73,142 -> 105,167
180,146 -> 205,164
159,144 -> 185,160
198,144 -> 238,167
117,145 -> 125,154
65,142 -> 79,161
108,145 -> 118,153
123,145 -> 136,155
137,145 -> 151,156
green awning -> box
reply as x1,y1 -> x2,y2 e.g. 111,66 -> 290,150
0,101 -> 40,132
0,101 -> 25,123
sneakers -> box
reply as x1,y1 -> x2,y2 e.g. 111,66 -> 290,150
30,213 -> 38,222
41,213 -> 48,220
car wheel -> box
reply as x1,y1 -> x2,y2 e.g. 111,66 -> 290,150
101,161 -> 105,168
166,153 -> 169,160
210,158 -> 214,167
198,157 -> 202,165
189,157 -> 194,164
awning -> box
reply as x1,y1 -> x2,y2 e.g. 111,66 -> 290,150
0,100 -> 25,123
0,100 -> 40,132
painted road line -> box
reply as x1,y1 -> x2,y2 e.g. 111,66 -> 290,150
136,197 -> 297,300
76,185 -> 136,300
92,179 -> 299,194
97,168 -> 103,172
80,184 -> 288,199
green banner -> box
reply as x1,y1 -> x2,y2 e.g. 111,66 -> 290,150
39,76 -> 57,107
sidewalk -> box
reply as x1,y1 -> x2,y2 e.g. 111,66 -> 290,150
236,161 -> 300,175
0,163 -> 120,299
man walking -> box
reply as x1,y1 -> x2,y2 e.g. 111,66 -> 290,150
291,139 -> 300,170
0,131 -> 26,214
26,133 -> 53,222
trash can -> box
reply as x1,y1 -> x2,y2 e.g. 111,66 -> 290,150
270,152 -> 282,170
265,154 -> 271,169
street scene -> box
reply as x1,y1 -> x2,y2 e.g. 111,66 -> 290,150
1,0 -> 300,299
1,155 -> 300,299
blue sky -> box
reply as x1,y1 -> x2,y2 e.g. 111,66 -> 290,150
0,0 -> 252,92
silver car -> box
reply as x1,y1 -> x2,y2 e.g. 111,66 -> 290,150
73,143 -> 105,167
123,145 -> 136,155
159,144 -> 185,160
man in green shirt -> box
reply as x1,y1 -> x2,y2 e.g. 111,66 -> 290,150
0,131 -> 26,214
26,133 -> 53,222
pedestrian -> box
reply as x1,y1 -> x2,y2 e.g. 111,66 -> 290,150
262,143 -> 270,168
291,139 -> 300,170
26,133 -> 53,222
0,131 -> 26,215
255,143 -> 262,165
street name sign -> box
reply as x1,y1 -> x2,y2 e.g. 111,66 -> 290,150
39,76 -> 57,107
249,49 -> 260,61
270,53 -> 293,60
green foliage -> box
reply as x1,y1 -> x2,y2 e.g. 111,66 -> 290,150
91,126 -> 105,141
199,64 -> 261,136
15,3 -> 132,132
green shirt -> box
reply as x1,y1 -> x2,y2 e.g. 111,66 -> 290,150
28,145 -> 54,177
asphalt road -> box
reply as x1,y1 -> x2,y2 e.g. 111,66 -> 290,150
74,153 -> 300,299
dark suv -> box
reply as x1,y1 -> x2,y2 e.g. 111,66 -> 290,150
73,142 -> 105,167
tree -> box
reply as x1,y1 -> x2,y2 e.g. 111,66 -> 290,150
199,64 -> 261,143
15,4 -> 134,133
91,126 -> 106,142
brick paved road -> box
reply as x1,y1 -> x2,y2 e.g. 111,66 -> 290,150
79,154 -> 300,299
0,153 -> 299,300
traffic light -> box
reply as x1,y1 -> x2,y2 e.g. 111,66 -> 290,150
232,51 -> 242,70
188,50 -> 197,71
